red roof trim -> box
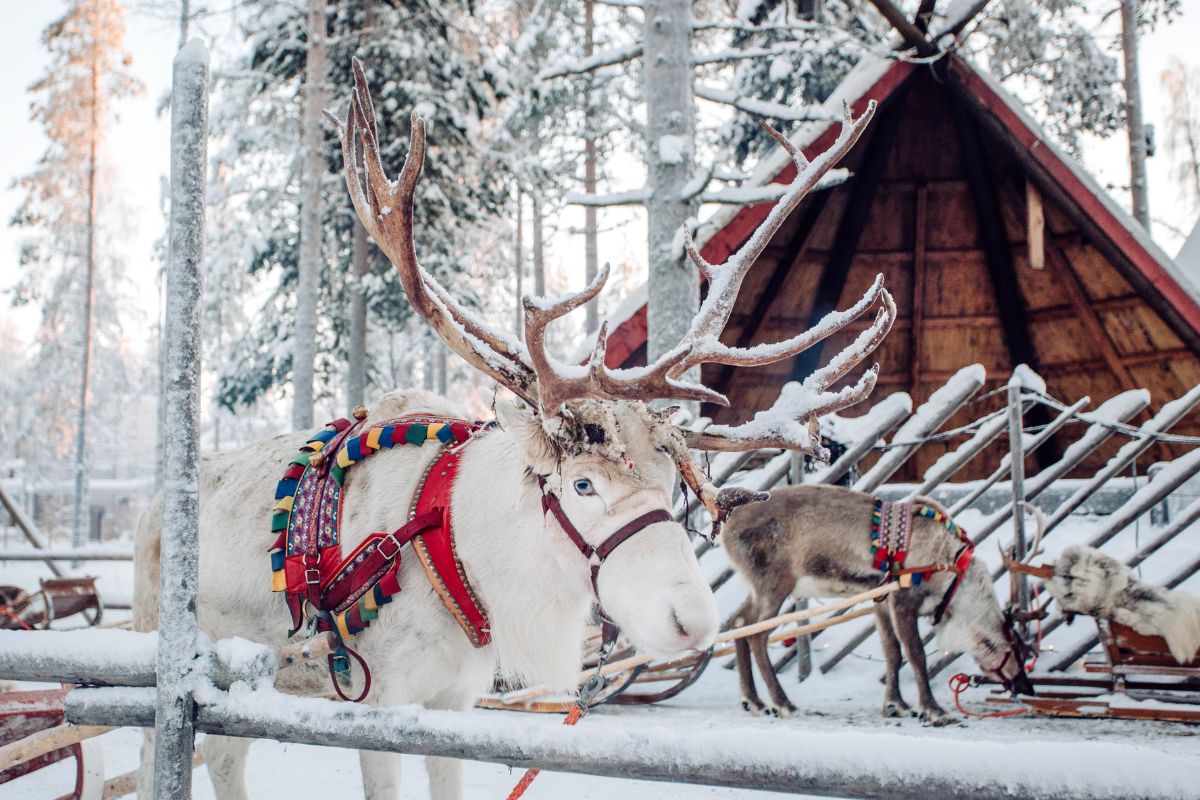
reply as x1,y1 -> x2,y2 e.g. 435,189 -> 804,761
946,59 -> 1200,336
607,55 -> 1200,366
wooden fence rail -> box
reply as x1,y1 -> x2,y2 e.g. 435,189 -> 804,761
694,364 -> 1200,684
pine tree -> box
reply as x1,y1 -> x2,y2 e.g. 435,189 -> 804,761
10,0 -> 141,545
210,0 -> 509,417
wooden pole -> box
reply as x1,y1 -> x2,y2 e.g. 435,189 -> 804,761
0,484 -> 64,577
1120,0 -> 1150,230
66,685 -> 1171,800
1007,378 -> 1028,626
156,39 -> 209,798
0,724 -> 112,772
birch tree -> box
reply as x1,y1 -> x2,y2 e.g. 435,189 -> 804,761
10,0 -> 141,546
293,0 -> 327,429
211,0 -> 509,413
1161,59 -> 1200,215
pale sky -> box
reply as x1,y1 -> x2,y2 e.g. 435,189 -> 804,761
1,1 -> 1198,357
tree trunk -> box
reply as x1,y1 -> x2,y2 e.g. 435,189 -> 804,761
178,0 -> 189,49
643,0 -> 697,368
293,0 -> 327,430
584,0 -> 599,335
348,205 -> 369,409
533,194 -> 545,297
515,188 -> 524,339
346,1 -> 375,410
71,37 -> 101,557
1120,0 -> 1150,231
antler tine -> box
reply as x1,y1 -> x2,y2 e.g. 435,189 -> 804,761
666,100 -> 876,366
679,277 -> 896,456
526,101 -> 879,413
331,59 -> 540,405
803,286 -> 897,392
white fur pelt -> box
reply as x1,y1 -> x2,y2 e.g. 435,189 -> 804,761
1049,545 -> 1200,664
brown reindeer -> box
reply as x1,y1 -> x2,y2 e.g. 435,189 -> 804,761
723,484 -> 1033,725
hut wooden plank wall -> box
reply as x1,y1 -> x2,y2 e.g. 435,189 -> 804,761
603,55 -> 1200,480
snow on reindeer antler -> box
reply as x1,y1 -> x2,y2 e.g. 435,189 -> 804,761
328,58 -> 893,458
325,59 -> 540,407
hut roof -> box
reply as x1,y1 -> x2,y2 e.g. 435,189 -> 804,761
598,53 -> 1200,476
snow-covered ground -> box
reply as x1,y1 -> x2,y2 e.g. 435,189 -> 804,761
4,494 -> 1200,798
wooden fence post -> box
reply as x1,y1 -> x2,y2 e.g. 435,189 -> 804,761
155,38 -> 209,799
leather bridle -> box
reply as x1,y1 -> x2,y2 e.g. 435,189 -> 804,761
536,476 -> 674,600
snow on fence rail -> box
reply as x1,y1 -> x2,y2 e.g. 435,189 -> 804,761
681,363 -> 1200,681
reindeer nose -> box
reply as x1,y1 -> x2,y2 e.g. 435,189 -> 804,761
670,603 -> 717,651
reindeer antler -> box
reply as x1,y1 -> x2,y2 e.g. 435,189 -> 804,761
331,60 -> 893,450
326,59 -> 539,406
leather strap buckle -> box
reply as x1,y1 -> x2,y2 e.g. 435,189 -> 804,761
377,533 -> 402,562
305,568 -> 322,585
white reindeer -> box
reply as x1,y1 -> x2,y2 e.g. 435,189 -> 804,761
133,59 -> 894,800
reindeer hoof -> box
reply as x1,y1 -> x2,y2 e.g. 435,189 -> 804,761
771,703 -> 796,719
741,699 -> 765,717
919,707 -> 954,727
882,700 -> 911,718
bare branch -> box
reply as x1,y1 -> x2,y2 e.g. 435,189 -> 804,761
697,170 -> 849,204
695,83 -> 842,123
565,187 -> 652,206
866,0 -> 936,56
537,43 -> 643,81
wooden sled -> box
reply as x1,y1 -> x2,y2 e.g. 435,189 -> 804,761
0,687 -> 106,799
986,619 -> 1200,724
0,578 -> 103,630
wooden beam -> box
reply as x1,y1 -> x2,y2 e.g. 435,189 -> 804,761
710,191 -> 833,398
914,0 -> 938,32
791,83 -> 912,382
866,0 -> 936,55
1049,241 -> 1141,393
910,184 -> 928,401
953,101 -> 1038,371
1027,178 -> 1045,269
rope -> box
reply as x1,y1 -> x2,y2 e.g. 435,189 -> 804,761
0,605 -> 33,631
947,673 -> 1028,718
505,703 -> 585,799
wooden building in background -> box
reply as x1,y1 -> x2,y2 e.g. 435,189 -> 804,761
600,54 -> 1200,479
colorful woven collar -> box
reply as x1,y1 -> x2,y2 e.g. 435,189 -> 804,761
870,498 -> 971,583
268,410 -> 485,640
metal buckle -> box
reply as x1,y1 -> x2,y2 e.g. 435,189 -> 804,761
377,534 -> 402,561
305,568 -> 322,585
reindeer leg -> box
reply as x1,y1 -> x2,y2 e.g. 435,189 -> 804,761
203,735 -> 252,800
732,597 -> 766,715
891,600 -> 951,726
875,602 -> 911,718
749,590 -> 797,718
750,629 -> 796,718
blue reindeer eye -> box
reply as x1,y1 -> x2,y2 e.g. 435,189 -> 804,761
573,479 -> 595,496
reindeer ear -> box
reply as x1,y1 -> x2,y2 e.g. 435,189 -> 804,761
495,399 -> 559,474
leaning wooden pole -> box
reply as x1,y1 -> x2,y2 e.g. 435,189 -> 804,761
155,38 -> 209,798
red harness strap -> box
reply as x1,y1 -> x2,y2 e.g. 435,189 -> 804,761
537,476 -> 674,599
411,446 -> 492,647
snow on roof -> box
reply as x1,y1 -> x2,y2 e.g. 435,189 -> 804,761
1178,219 -> 1200,285
603,52 -> 1200,362
958,60 -> 1200,319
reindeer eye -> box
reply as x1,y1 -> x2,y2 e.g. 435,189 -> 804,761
573,478 -> 595,496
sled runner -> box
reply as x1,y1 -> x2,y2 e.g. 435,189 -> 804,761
0,687 -> 105,799
986,557 -> 1200,724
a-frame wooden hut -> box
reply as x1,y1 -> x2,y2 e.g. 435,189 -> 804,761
600,54 -> 1200,478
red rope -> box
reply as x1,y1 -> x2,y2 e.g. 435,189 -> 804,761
505,703 -> 585,800
0,605 -> 33,631
948,673 -> 1028,718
